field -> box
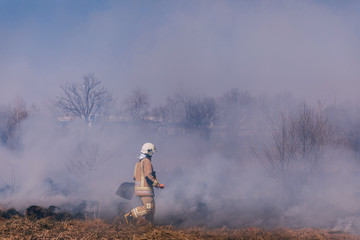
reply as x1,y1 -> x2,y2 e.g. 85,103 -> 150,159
1,216 -> 360,240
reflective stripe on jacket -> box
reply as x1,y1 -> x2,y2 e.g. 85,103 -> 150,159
134,158 -> 159,196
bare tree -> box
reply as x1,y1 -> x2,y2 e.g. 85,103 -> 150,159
151,94 -> 218,136
184,97 -> 217,129
124,89 -> 150,121
332,104 -> 360,158
151,104 -> 168,122
182,96 -> 217,138
56,74 -> 112,125
152,94 -> 186,123
0,97 -> 29,150
264,103 -> 334,184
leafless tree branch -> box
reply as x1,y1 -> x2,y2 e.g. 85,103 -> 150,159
56,74 -> 112,125
264,103 -> 334,184
124,89 -> 150,121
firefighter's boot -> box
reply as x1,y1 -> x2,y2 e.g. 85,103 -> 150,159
124,211 -> 133,224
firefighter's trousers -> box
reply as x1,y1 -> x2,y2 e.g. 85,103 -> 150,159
131,196 -> 155,222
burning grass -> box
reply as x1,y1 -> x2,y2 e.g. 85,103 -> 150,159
1,216 -> 360,240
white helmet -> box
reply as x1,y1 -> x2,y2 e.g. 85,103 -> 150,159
141,142 -> 156,156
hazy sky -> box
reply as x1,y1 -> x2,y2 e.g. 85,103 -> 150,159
1,0 -> 360,106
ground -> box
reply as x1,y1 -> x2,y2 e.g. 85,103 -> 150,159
1,216 -> 360,240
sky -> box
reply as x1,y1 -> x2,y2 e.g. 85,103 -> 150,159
1,0 -> 360,106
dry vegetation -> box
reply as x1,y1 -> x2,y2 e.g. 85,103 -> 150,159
1,216 -> 360,240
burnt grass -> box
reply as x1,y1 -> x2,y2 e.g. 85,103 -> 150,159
1,206 -> 360,239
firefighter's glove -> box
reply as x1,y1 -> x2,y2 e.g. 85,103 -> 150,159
158,184 -> 165,189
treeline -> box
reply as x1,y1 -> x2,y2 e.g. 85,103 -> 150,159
51,74 -> 360,193
2,74 -> 360,178
54,74 -> 265,135
0,97 -> 29,150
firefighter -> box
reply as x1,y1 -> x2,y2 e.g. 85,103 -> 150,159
124,142 -> 165,223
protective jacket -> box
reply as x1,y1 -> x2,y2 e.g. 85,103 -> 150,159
134,157 -> 160,196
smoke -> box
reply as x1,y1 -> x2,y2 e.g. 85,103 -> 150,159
2,0 -> 360,233
1,92 -> 360,232
1,1 -> 360,104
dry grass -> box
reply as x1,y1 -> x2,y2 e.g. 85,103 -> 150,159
1,216 -> 360,240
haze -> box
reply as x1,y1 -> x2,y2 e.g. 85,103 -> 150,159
2,0 -> 360,233
1,0 -> 360,105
